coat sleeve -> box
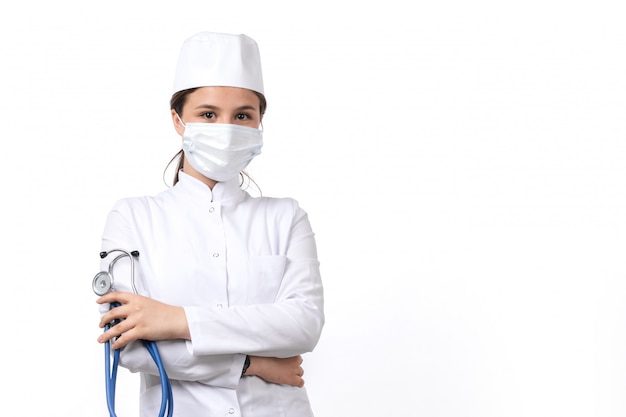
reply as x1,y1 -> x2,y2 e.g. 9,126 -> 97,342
118,341 -> 245,389
99,201 -> 244,388
184,199 -> 325,357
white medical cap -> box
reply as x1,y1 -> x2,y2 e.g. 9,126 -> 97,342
172,31 -> 264,96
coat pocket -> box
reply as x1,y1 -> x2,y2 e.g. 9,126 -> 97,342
247,255 -> 287,303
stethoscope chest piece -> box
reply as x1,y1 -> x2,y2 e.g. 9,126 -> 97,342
93,271 -> 113,296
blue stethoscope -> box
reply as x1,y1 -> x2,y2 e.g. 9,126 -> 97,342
93,249 -> 174,417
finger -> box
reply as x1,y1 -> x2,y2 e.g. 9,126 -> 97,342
97,317 -> 126,343
99,313 -> 117,329
97,326 -> 119,344
111,332 -> 131,350
98,305 -> 129,328
98,331 -> 127,350
96,291 -> 133,305
98,323 -> 135,349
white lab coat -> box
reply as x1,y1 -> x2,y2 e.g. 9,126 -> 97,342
99,171 -> 325,417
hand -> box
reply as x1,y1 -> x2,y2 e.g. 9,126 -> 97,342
245,355 -> 305,387
96,291 -> 189,349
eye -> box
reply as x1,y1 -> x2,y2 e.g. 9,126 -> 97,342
235,113 -> 250,121
201,112 -> 216,120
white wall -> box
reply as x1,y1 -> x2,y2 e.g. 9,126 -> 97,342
1,1 -> 625,416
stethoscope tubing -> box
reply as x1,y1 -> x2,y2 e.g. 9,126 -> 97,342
144,340 -> 174,417
104,320 -> 120,415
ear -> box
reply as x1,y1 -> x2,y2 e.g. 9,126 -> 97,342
171,109 -> 185,136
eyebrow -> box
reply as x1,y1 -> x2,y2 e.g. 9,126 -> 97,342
193,104 -> 258,112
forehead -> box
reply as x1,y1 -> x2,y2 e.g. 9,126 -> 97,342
185,86 -> 259,108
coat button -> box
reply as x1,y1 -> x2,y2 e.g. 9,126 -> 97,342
209,207 -> 215,213
212,252 -> 219,257
228,408 -> 235,414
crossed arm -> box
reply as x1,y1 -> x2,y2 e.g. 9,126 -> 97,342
97,291 -> 306,387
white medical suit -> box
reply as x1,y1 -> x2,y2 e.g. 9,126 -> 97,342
99,171 -> 325,416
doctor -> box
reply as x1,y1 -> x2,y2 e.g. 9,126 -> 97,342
96,31 -> 325,416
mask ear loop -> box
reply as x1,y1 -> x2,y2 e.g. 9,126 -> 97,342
176,113 -> 187,128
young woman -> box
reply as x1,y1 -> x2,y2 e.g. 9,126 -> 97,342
96,31 -> 325,416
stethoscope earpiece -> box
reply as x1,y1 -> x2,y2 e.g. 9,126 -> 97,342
94,249 -> 140,296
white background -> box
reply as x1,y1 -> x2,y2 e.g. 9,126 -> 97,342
1,1 -> 625,416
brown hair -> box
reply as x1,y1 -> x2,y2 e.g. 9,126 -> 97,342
164,88 -> 267,186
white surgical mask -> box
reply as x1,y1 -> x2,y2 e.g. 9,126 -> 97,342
179,117 -> 263,182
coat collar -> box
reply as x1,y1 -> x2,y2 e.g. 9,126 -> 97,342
176,170 -> 246,206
